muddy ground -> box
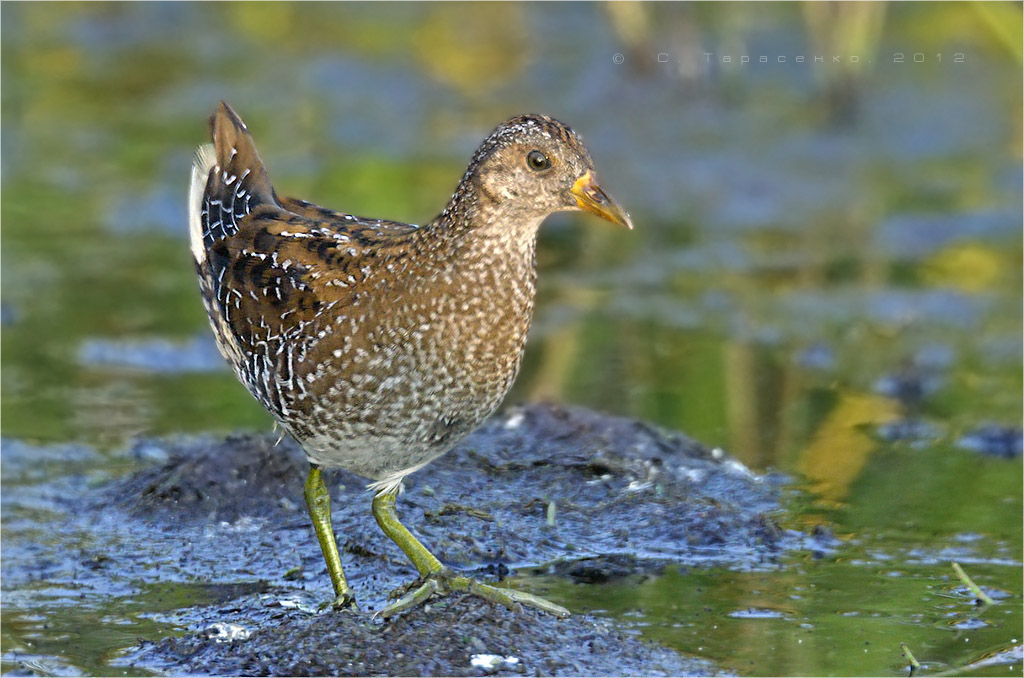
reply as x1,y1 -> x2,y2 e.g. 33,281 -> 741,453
5,403 -> 834,676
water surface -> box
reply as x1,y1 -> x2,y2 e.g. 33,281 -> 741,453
2,3 -> 1021,676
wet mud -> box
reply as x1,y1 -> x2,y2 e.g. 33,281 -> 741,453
8,403 -> 829,676
126,596 -> 719,677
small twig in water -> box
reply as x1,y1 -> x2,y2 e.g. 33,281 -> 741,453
951,561 -> 995,606
900,642 -> 921,675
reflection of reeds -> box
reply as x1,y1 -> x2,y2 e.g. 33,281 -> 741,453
525,307 -> 586,403
604,2 -> 709,84
969,1 -> 1023,156
413,4 -> 528,96
802,1 -> 888,124
971,2 -> 1023,64
526,224 -> 629,405
604,1 -> 651,69
604,1 -> 892,114
798,393 -> 900,503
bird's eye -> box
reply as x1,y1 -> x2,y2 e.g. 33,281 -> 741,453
526,150 -> 551,171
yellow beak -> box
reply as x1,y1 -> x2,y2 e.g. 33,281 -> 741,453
569,171 -> 633,230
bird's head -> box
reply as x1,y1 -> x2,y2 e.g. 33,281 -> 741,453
452,114 -> 633,233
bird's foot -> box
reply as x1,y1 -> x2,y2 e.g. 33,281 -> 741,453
316,589 -> 358,612
384,576 -> 425,602
374,568 -> 569,619
376,575 -> 442,617
370,488 -> 569,619
331,590 -> 359,611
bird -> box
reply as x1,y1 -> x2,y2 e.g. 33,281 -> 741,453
188,102 -> 632,618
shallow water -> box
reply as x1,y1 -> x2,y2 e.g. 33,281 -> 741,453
2,3 -> 1021,676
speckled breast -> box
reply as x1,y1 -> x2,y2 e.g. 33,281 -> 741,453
275,233 -> 540,482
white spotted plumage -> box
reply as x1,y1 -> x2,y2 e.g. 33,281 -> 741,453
190,104 -> 614,493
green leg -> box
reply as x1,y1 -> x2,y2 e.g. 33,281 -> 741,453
371,487 -> 569,619
372,487 -> 445,576
304,464 -> 357,609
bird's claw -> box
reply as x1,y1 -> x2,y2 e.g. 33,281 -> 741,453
373,569 -> 569,619
317,590 -> 358,612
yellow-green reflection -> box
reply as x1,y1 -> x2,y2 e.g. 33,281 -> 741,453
534,559 -> 1021,677
1,2 -> 1021,676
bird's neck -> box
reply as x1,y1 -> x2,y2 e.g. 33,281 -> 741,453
429,175 -> 545,272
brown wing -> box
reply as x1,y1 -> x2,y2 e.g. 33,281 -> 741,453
279,196 -> 421,238
208,203 -> 419,422
192,102 -> 423,421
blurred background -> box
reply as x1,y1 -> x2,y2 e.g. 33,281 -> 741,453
2,2 -> 1021,676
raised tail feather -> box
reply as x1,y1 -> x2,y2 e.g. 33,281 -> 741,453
188,101 -> 277,266
188,102 -> 282,375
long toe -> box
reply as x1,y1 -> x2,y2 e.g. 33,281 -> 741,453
460,577 -> 570,618
374,571 -> 569,619
374,578 -> 441,619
